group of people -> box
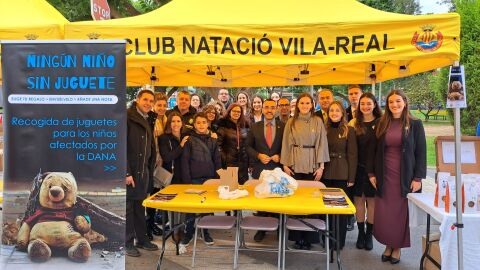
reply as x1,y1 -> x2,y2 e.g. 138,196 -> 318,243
125,85 -> 427,266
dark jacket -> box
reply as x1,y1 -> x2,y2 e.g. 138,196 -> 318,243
127,105 -> 156,200
166,106 -> 196,133
246,120 -> 285,179
217,118 -> 249,183
314,110 -> 327,123
355,119 -> 379,174
323,124 -> 358,183
181,132 -> 222,183
346,106 -> 354,122
374,118 -> 427,198
158,133 -> 184,184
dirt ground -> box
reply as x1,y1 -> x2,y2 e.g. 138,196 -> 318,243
424,124 -> 454,137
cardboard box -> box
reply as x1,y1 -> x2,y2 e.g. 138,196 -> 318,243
422,233 -> 441,270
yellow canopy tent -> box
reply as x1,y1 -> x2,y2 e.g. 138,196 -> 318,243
0,0 -> 68,82
66,0 -> 458,87
0,0 -> 67,40
0,0 -> 67,201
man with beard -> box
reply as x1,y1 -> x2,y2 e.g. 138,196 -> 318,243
246,99 -> 285,242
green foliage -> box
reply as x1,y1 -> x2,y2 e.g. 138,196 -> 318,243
402,72 -> 441,121
47,0 -> 91,21
455,0 -> 480,135
47,0 -> 168,21
431,0 -> 480,135
132,0 -> 169,13
359,0 -> 421,14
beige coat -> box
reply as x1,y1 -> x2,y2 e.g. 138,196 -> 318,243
280,114 -> 330,174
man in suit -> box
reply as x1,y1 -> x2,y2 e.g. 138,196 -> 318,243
346,84 -> 363,121
126,90 -> 159,256
246,99 -> 285,242
315,88 -> 334,123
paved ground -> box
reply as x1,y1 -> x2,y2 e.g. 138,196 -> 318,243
125,214 -> 438,270
124,171 -> 438,270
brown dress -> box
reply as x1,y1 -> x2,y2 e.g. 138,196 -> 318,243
373,119 -> 410,248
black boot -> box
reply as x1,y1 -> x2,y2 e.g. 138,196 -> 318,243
146,223 -> 154,241
365,222 -> 373,250
356,222 -> 365,249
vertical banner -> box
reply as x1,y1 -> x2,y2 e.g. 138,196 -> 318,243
1,41 -> 126,269
446,65 -> 467,109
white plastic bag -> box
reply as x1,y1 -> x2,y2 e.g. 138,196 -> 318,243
254,168 -> 298,198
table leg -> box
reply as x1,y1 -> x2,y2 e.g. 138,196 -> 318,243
420,214 -> 441,269
336,215 -> 342,270
326,214 -> 330,270
234,212 -> 241,270
156,210 -> 168,270
278,214 -> 283,270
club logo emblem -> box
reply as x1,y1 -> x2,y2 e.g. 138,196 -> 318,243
411,25 -> 443,52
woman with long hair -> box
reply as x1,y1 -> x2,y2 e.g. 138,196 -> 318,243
236,91 -> 251,118
217,103 -> 250,184
348,92 -> 382,251
323,100 -> 358,250
212,100 -> 226,118
371,89 -> 426,264
280,93 -> 329,249
250,95 -> 264,123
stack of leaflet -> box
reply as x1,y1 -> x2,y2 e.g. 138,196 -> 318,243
320,188 -> 349,208
149,193 -> 177,202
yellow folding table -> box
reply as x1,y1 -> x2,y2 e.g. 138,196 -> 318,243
143,184 -> 356,270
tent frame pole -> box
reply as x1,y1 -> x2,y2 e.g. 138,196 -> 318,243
453,105 -> 464,270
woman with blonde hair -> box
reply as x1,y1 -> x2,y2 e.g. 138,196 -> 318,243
323,100 -> 357,250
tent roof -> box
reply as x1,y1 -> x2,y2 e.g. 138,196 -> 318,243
0,0 -> 67,40
64,0 -> 459,87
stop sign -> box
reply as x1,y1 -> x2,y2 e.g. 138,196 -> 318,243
91,0 -> 111,20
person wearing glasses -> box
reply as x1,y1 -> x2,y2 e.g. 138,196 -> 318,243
217,103 -> 250,184
202,104 -> 220,136
277,97 -> 291,123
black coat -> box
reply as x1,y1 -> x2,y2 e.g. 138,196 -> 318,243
217,118 -> 249,183
314,110 -> 327,123
323,125 -> 358,183
181,132 -> 222,183
158,133 -> 184,184
346,106 -> 354,122
246,120 -> 285,179
373,118 -> 427,198
127,105 -> 156,200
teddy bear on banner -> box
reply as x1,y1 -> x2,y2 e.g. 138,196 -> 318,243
16,172 -> 92,262
447,80 -> 464,101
